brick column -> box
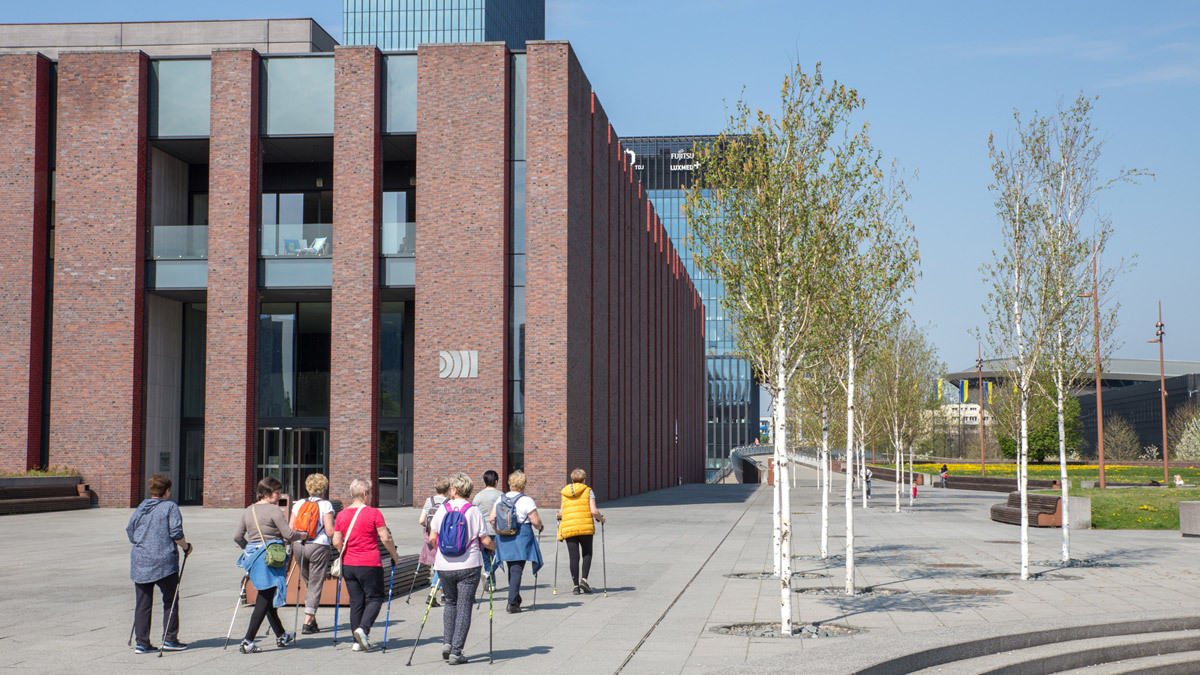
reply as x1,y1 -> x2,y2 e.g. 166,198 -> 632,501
414,43 -> 509,502
0,55 -> 51,473
330,46 -> 383,505
51,52 -> 148,506
205,49 -> 260,507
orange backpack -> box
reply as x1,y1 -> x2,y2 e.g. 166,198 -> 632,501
295,500 -> 321,540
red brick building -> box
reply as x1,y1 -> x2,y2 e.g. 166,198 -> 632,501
0,26 -> 705,508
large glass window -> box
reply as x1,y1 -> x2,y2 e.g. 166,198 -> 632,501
506,52 -> 527,474
262,57 -> 334,136
381,190 -> 415,256
384,54 -> 417,134
380,301 -> 407,416
150,59 -> 211,137
258,302 -> 331,418
261,191 -> 333,258
179,303 -> 206,505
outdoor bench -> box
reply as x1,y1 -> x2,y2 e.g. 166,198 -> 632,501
989,492 -> 1062,527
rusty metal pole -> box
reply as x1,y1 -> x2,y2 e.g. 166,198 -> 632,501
977,343 -> 985,477
1157,302 -> 1168,485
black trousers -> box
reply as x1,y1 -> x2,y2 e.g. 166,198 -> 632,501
243,586 -> 285,641
133,573 -> 179,647
343,565 -> 385,635
565,534 -> 594,585
505,560 -> 526,607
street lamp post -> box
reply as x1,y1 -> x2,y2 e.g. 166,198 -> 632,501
976,343 -> 985,477
1147,302 -> 1168,485
1080,240 -> 1105,488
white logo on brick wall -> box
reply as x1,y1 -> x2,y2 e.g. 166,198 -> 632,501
439,350 -> 479,379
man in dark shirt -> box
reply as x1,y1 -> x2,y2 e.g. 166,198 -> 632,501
126,474 -> 192,654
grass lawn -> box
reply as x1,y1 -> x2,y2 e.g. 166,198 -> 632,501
1033,487 -> 1200,530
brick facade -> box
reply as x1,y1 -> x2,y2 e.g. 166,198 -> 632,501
413,43 -> 510,503
205,49 -> 260,507
330,46 -> 382,505
0,54 -> 51,473
50,52 -> 148,506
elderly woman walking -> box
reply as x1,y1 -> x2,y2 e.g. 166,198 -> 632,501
333,478 -> 400,652
288,473 -> 336,634
234,476 -> 308,653
489,470 -> 543,613
429,472 -> 495,664
557,469 -> 605,595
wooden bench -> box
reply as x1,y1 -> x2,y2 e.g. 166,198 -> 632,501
0,483 -> 92,516
246,552 -> 432,607
945,475 -> 1059,493
989,492 -> 1063,527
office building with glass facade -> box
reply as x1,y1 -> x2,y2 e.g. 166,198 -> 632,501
624,136 -> 760,480
0,21 -> 705,509
343,0 -> 544,50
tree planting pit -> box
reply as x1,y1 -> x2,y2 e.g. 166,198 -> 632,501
710,621 -> 860,639
977,572 -> 1083,581
725,571 -> 831,581
930,588 -> 1012,596
793,586 -> 907,597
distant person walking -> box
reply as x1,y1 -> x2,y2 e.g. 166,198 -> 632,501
126,474 -> 192,654
333,478 -> 400,652
429,472 -> 495,664
419,477 -> 451,606
489,470 -> 544,613
865,468 -> 873,499
473,470 -> 504,585
940,464 -> 949,489
288,473 -> 335,634
556,469 -> 606,595
234,476 -> 308,653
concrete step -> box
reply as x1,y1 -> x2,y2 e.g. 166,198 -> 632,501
1057,647 -> 1200,675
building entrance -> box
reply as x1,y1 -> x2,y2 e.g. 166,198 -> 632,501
256,427 -> 329,501
378,422 -> 413,506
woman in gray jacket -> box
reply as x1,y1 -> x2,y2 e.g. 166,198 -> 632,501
126,474 -> 191,654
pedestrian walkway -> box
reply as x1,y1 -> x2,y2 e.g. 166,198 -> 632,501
0,468 -> 1197,673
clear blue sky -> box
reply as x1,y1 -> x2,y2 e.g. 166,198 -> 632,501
9,1 -> 1198,371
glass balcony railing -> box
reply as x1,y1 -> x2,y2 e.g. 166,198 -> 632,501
151,225 -> 208,259
261,223 -> 333,258
381,222 -> 416,257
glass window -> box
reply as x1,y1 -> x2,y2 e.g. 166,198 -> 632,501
258,302 -> 331,418
181,303 -> 206,419
511,54 -> 526,161
384,54 -> 417,133
150,59 -> 211,137
262,57 -> 335,136
381,190 -> 415,256
380,301 -> 406,417
261,191 -> 334,257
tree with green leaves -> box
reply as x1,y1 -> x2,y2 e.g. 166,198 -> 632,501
995,391 -> 1081,463
686,63 -> 851,634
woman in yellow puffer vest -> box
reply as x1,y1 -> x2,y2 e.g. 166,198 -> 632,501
556,468 -> 606,594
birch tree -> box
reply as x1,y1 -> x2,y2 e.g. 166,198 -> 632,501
1033,94 -> 1143,563
685,63 -> 846,635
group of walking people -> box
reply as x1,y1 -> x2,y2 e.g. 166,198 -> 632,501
126,467 -> 607,664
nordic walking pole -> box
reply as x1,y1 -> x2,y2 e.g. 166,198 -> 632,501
382,558 -> 396,653
127,614 -> 135,647
293,544 -> 302,640
158,547 -> 190,657
601,519 -> 608,598
405,561 -> 422,604
406,579 -> 440,666
224,577 -> 249,649
332,576 -> 343,646
488,555 -> 495,665
553,524 -> 560,595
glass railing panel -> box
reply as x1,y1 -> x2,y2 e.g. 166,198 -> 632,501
151,225 -> 208,259
381,221 -> 416,257
260,223 -> 333,258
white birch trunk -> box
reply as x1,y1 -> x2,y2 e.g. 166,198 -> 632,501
772,392 -> 781,578
894,423 -> 902,512
820,407 -> 830,558
1056,358 -> 1071,564
776,362 -> 792,634
1020,389 -> 1029,580
844,340 -> 857,596
908,445 -> 915,507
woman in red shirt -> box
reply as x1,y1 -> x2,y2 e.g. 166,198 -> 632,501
333,478 -> 400,652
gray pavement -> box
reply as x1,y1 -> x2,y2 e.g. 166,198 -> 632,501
1,468 -> 1198,673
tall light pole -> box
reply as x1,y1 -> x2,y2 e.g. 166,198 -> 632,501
1148,301 -> 1168,484
976,343 -> 985,477
1079,240 -> 1105,488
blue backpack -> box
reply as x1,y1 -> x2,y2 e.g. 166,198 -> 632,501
437,502 -> 473,557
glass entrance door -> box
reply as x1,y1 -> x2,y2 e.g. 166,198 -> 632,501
378,423 -> 412,506
256,427 -> 329,500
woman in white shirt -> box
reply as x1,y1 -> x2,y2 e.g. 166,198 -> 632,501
428,472 -> 495,665
489,470 -> 544,613
288,473 -> 336,634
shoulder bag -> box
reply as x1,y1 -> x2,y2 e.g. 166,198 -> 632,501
251,505 -> 288,568
330,505 -> 364,578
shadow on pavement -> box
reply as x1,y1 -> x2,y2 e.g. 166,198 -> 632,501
806,585 -> 1010,624
606,484 -> 759,507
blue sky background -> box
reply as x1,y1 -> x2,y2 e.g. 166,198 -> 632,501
9,1 -> 1198,371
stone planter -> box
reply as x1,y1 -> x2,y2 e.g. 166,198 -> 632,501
0,476 -> 81,488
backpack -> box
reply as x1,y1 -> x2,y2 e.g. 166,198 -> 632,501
437,502 -> 473,557
294,499 -> 322,540
494,493 -> 523,536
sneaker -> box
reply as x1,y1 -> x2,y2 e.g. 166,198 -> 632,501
448,653 -> 469,665
351,642 -> 363,652
506,604 -> 522,614
161,640 -> 188,651
239,640 -> 261,654
579,580 -> 592,594
301,621 -> 320,635
353,627 -> 371,652
276,632 -> 295,648
133,643 -> 156,655
572,586 -> 582,595
428,594 -> 441,608
443,644 -> 452,660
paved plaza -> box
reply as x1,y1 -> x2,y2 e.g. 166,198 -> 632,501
2,468 -> 1199,673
